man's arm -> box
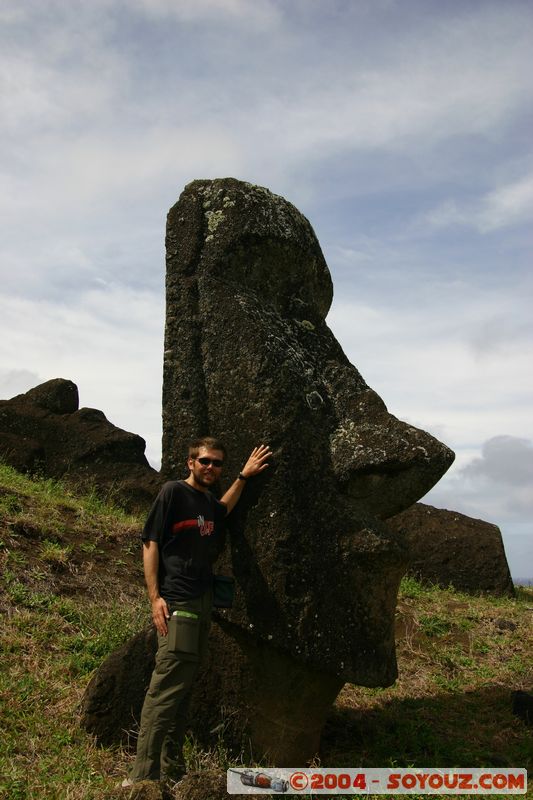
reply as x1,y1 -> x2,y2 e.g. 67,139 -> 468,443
143,540 -> 170,636
221,444 -> 272,515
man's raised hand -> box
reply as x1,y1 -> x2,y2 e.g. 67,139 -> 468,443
241,444 -> 272,478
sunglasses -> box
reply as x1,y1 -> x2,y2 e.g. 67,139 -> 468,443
196,457 -> 224,468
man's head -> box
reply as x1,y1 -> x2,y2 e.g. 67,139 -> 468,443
186,436 -> 226,490
188,436 -> 227,462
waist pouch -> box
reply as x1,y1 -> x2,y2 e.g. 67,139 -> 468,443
167,609 -> 200,659
213,575 -> 235,608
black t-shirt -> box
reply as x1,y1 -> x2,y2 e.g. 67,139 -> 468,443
142,480 -> 227,601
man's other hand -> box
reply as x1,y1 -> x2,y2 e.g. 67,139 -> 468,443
152,596 -> 170,636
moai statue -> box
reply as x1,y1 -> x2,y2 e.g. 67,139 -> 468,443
161,178 -> 454,763
81,179 -> 453,764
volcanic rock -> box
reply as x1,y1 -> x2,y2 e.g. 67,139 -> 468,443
512,690 -> 533,727
162,178 -> 454,678
387,503 -> 514,596
80,625 -> 157,747
82,178 -> 454,764
0,378 -> 159,509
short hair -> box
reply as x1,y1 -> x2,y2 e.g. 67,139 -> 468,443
188,436 -> 227,461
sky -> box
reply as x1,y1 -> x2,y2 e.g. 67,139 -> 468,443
1,0 -> 532,579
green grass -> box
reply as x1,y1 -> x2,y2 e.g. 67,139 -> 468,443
39,538 -> 73,564
1,463 -> 532,799
322,576 -> 533,787
1,592 -> 148,799
0,463 -> 148,799
0,462 -> 138,525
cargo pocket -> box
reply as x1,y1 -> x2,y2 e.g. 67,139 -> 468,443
167,609 -> 200,660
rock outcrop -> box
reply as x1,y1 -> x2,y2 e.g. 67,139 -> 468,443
0,379 -> 159,509
80,626 -> 157,746
82,178 -> 454,763
512,690 -> 533,727
387,503 -> 514,596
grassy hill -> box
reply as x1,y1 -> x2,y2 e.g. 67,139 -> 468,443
0,463 -> 532,799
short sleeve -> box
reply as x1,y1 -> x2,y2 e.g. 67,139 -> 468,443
142,482 -> 175,542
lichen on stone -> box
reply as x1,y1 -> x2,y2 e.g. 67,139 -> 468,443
297,319 -> 316,332
204,208 -> 225,235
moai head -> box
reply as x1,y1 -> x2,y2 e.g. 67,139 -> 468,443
163,178 -> 454,686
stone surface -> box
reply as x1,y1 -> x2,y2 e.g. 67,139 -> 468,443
162,178 -> 453,677
512,690 -> 533,727
0,379 -> 159,509
81,618 -> 343,764
81,626 -> 157,746
387,503 -> 514,596
161,178 -> 454,756
82,178 -> 454,764
25,377 -> 79,414
190,617 -> 345,765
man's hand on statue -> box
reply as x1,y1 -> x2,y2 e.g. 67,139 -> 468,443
152,596 -> 170,636
241,444 -> 272,478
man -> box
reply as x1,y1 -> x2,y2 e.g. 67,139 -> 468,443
123,437 -> 271,787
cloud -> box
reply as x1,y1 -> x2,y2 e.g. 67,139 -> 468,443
462,436 -> 533,489
503,527 -> 533,583
244,3 -> 532,160
424,443 -> 533,580
327,266 -> 533,445
0,7 -> 124,136
1,0 -> 531,306
2,1 -> 532,198
130,0 -> 281,27
467,315 -> 533,359
0,287 -> 164,468
425,173 -> 533,233
5,126 -> 241,215
425,436 -> 533,522
0,369 -> 42,399
0,0 -> 531,575
478,175 -> 533,232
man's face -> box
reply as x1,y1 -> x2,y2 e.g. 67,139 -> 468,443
187,447 -> 224,489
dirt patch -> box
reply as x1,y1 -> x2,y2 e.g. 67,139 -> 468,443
1,485 -> 144,604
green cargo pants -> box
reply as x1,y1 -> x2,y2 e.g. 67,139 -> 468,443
128,589 -> 212,782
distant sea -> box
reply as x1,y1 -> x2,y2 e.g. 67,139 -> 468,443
514,577 -> 533,586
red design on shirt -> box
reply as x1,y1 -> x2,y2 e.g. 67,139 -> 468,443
172,516 -> 215,537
